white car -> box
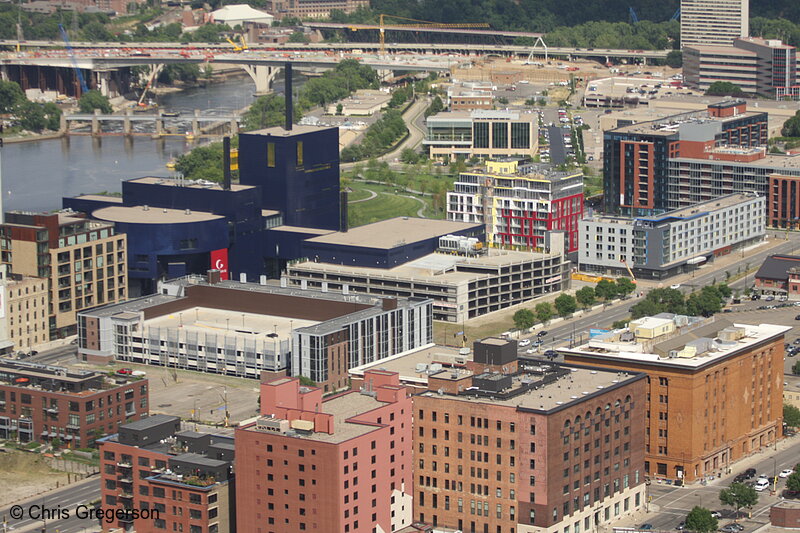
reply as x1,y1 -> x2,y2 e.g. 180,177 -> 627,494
519,339 -> 531,347
670,284 -> 681,290
754,478 -> 770,492
526,347 -> 537,354
780,469 -> 794,478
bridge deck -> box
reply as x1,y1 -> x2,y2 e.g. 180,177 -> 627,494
65,114 -> 239,121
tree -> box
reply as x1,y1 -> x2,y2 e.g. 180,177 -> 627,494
288,31 -> 309,43
719,483 -> 758,517
400,148 -> 420,164
783,111 -> 800,138
336,103 -> 343,115
78,90 -> 112,114
497,96 -> 509,105
0,80 -> 25,113
785,404 -> 800,428
706,81 -> 745,97
298,376 -> 317,387
630,298 -> 661,319
16,100 -> 47,132
50,437 -> 62,449
665,50 -> 683,68
42,102 -> 61,131
794,360 -> 800,375
535,302 -> 554,324
554,294 -> 577,317
786,471 -> 800,493
425,95 -> 443,118
513,309 -> 536,330
575,286 -> 596,308
595,279 -> 618,300
616,278 -> 636,297
685,506 -> 718,533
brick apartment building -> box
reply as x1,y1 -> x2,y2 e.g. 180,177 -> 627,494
0,210 -> 127,339
561,316 -> 788,482
99,414 -> 235,533
235,370 -> 413,533
0,358 -> 148,448
1,273 -> 48,352
413,338 -> 647,533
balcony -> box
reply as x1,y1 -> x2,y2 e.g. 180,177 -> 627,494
119,491 -> 134,499
118,476 -> 133,484
116,461 -> 132,468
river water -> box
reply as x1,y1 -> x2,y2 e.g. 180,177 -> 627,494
3,72 -> 302,213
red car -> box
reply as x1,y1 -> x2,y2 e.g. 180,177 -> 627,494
116,368 -> 133,375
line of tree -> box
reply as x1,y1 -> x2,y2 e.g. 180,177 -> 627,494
242,59 -> 378,132
782,110 -> 800,138
706,81 -> 746,98
629,284 -> 732,319
0,80 -> 61,133
340,109 -> 407,162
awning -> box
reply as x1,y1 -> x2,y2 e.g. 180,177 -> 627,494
64,435 -> 73,440
40,431 -> 49,436
687,256 -> 707,265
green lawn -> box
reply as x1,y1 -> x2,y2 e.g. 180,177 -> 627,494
348,182 -> 429,227
346,186 -> 373,202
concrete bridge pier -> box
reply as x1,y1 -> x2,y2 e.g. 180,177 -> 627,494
230,119 -> 238,135
123,109 -> 132,136
155,118 -> 163,138
0,65 -> 7,82
91,109 -> 101,136
241,65 -> 280,94
375,69 -> 393,82
95,70 -> 112,97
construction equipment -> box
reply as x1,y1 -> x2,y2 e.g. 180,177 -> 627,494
226,34 -> 248,52
348,15 -> 489,55
628,6 -> 639,24
620,259 -> 637,282
58,24 -> 89,94
671,7 -> 681,20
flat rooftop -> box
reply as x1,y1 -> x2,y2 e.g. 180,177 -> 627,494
419,366 -> 641,412
349,344 -> 464,383
611,108 -> 765,136
562,321 -> 791,369
304,217 -> 481,250
269,225 -> 334,236
685,44 -> 757,56
246,124 -> 337,137
73,194 -> 123,203
290,248 -> 560,286
671,152 -> 800,169
120,414 -> 179,431
93,206 -> 225,224
144,306 -> 318,344
128,176 -> 254,192
639,193 -> 758,221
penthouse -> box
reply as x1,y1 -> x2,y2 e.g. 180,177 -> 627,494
77,273 -> 432,392
99,415 -> 235,533
0,358 -> 148,448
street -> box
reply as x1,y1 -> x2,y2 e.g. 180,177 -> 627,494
0,476 -> 101,533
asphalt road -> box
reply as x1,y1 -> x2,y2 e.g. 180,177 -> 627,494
643,437 -> 800,533
25,344 -> 78,366
520,234 -> 800,356
547,125 -> 568,165
1,476 -> 101,532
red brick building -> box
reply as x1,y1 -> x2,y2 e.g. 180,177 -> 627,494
562,317 -> 788,483
99,414 -> 236,533
0,358 -> 147,448
413,338 -> 647,533
754,254 -> 800,297
235,370 -> 413,533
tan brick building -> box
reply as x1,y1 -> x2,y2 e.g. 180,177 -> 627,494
0,211 -> 127,339
413,338 -> 648,533
2,273 -> 48,351
561,316 -> 788,483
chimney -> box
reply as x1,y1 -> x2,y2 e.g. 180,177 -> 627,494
285,62 -> 293,131
339,189 -> 349,232
222,136 -> 232,191
207,269 -> 221,285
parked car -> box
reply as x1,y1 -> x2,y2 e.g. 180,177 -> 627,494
116,368 -> 133,375
766,295 -> 775,301
783,489 -> 800,499
745,468 -> 757,477
710,511 -> 722,518
780,469 -> 794,478
670,284 -> 681,290
676,522 -> 686,530
639,524 -> 654,530
733,474 -> 748,483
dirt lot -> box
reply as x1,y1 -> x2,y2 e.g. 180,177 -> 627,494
0,449 -> 70,507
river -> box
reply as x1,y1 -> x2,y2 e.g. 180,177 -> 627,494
3,72 -> 304,213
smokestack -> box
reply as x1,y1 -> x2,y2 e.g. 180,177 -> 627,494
222,136 -> 231,191
339,189 -> 349,232
284,62 -> 293,131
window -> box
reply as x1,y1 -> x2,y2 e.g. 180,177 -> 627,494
296,141 -> 304,166
267,142 -> 276,167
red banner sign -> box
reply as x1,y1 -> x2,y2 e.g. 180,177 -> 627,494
211,249 -> 229,280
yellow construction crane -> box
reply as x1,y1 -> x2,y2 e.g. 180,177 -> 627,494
620,259 -> 637,282
348,14 -> 489,55
226,33 -> 248,52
